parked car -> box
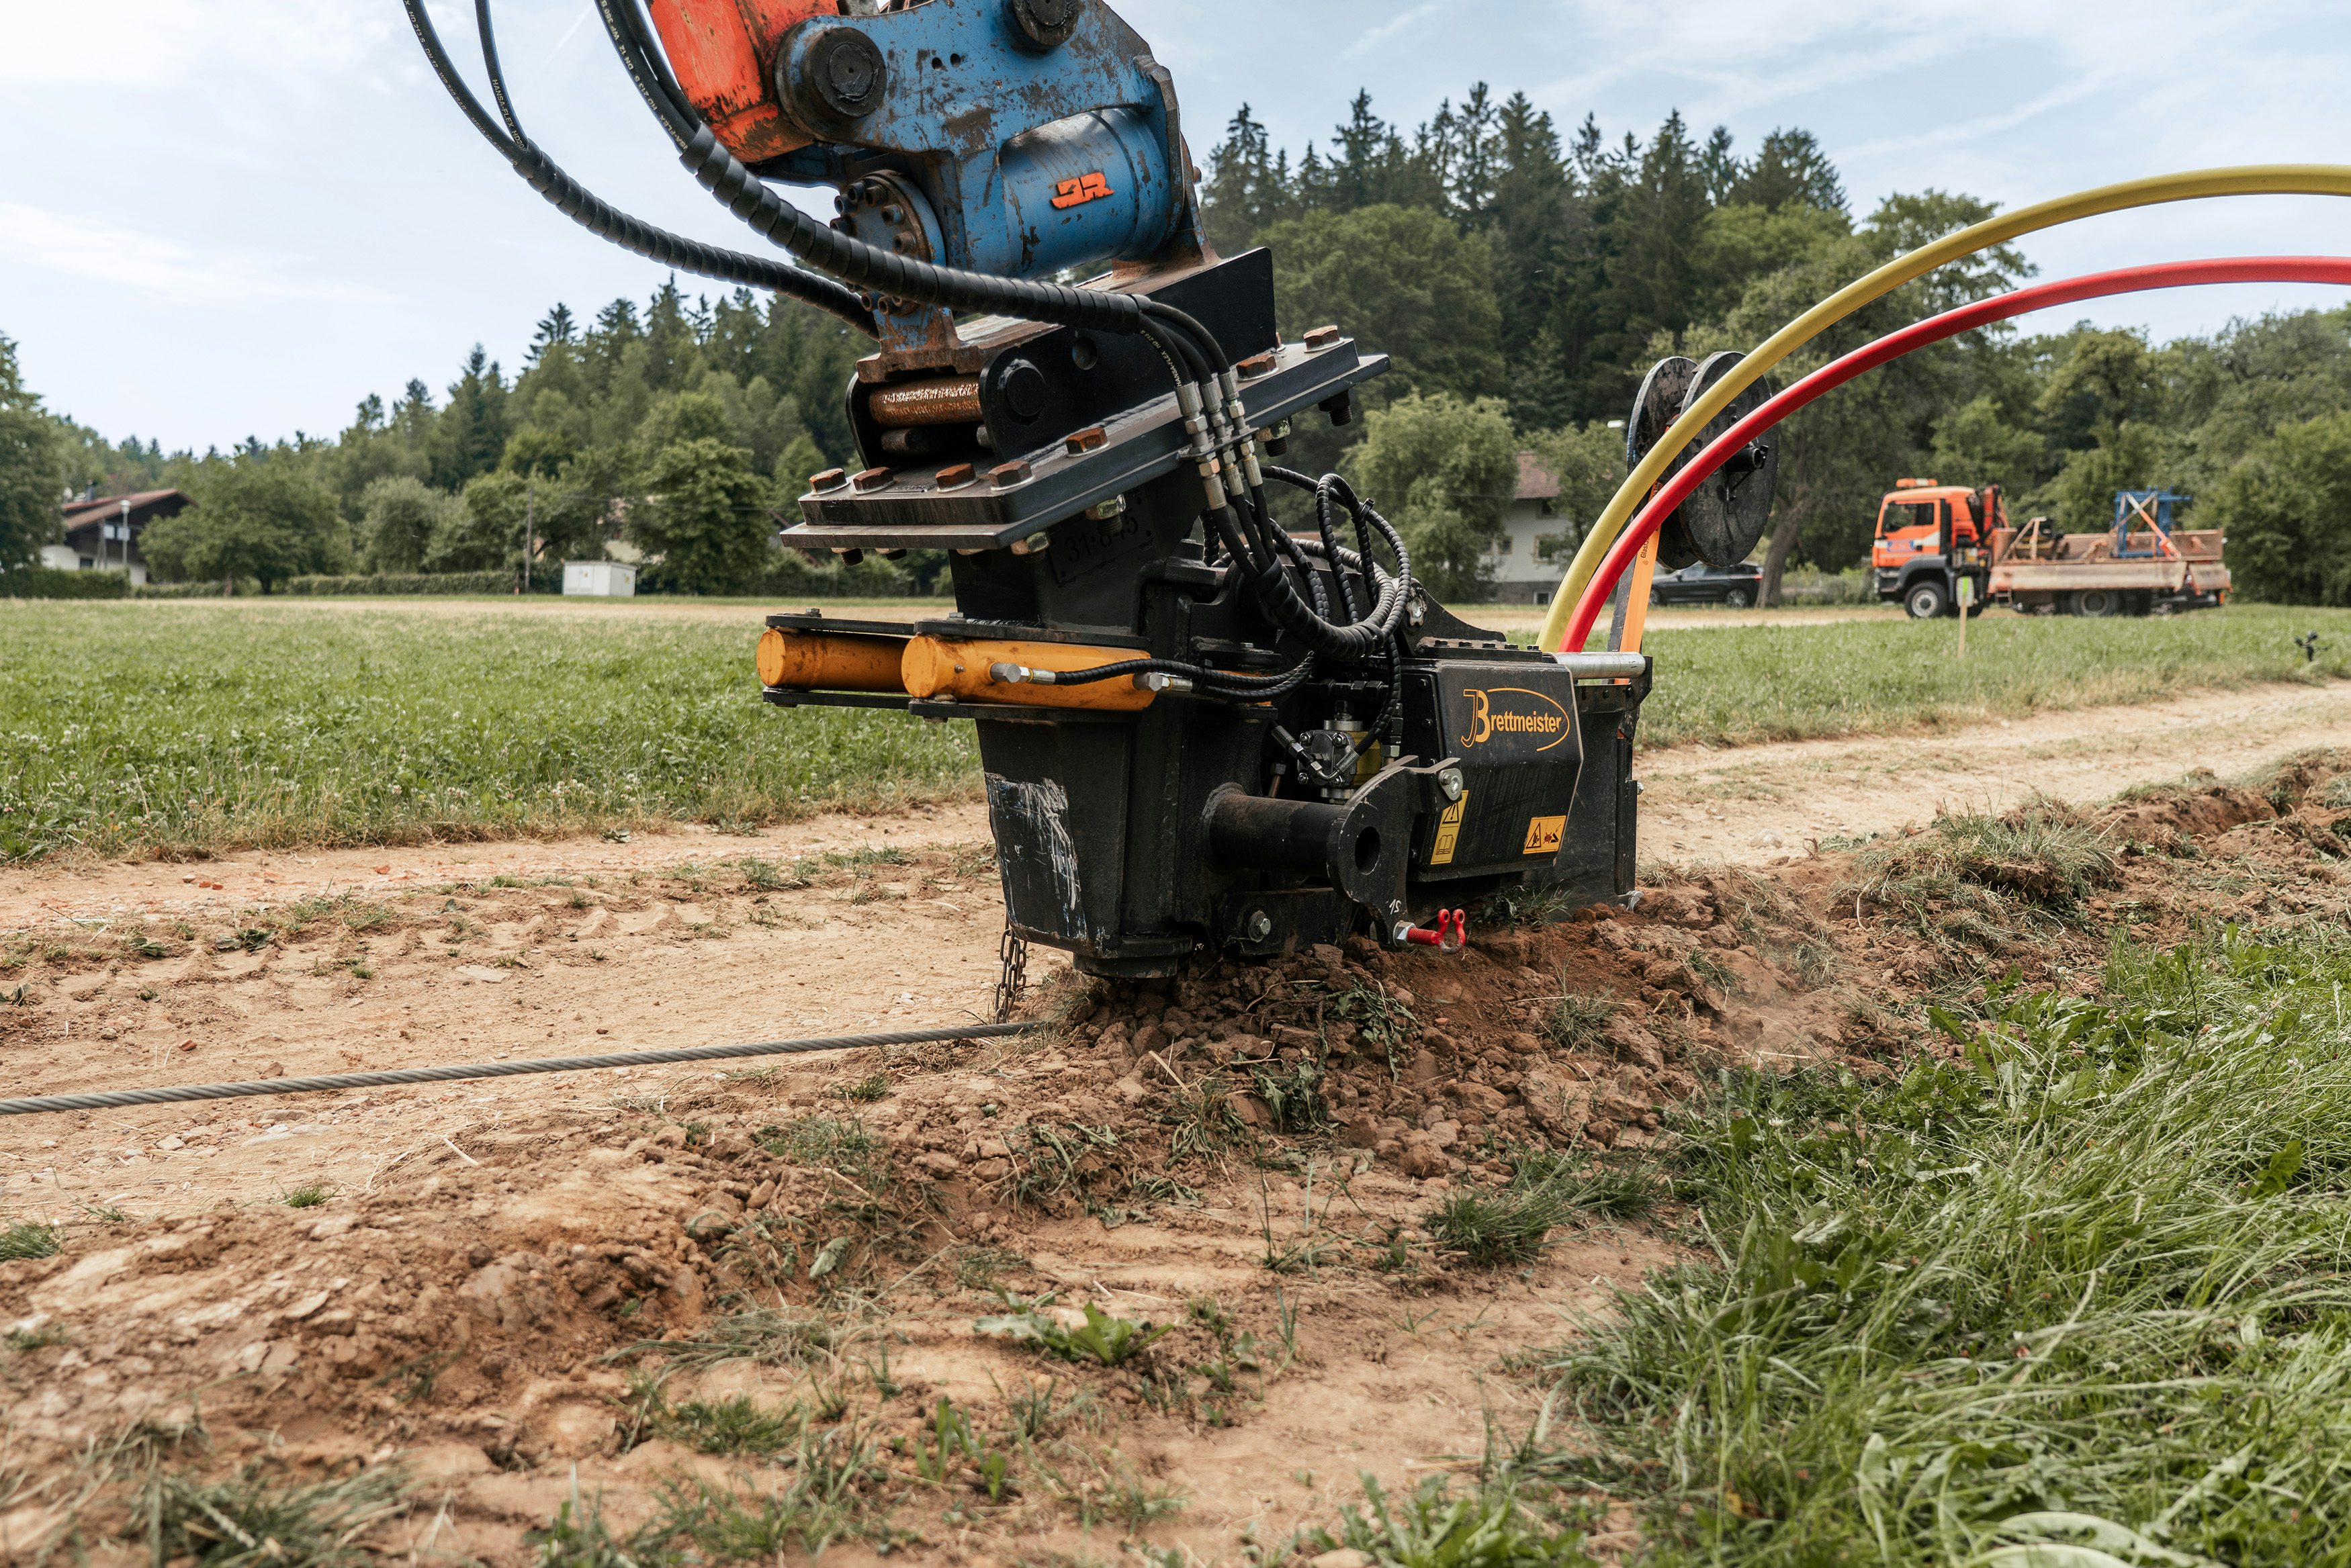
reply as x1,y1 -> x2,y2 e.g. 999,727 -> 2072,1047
1648,560 -> 1763,608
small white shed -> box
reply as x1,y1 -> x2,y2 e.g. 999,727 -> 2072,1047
564,561 -> 637,598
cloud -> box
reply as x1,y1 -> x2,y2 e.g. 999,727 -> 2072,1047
1342,3 -> 1444,62
0,0 -> 393,88
0,203 -> 396,312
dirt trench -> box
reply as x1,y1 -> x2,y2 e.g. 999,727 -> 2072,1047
0,702 -> 2347,1563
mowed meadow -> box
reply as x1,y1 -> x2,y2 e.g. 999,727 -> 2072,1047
3,597 -> 2349,860
0,599 -> 977,861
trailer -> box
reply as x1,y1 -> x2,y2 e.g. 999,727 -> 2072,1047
1988,490 -> 2229,616
1873,483 -> 2228,618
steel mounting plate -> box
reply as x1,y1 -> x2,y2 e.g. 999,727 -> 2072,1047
781,338 -> 1389,553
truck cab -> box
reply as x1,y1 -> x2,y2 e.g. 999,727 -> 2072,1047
1873,479 -> 2000,618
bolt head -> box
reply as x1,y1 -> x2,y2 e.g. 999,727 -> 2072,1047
799,27 -> 885,120
1245,911 -> 1272,941
1008,0 -> 1081,48
1439,768 -> 1464,802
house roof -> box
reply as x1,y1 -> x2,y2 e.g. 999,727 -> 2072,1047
1515,452 -> 1559,502
60,489 -> 187,529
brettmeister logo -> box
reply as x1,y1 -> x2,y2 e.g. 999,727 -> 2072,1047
1458,687 -> 1571,753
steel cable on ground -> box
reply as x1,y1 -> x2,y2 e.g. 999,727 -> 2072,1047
1558,255 -> 2351,653
0,1022 -> 1036,1118
1537,165 -> 2351,652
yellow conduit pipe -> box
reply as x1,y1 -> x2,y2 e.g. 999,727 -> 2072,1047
1539,165 -> 2351,652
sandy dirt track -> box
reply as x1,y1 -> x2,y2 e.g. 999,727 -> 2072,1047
1643,676 -> 2351,862
0,676 -> 2338,1217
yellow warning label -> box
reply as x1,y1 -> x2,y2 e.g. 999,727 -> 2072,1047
1523,814 -> 1566,856
1429,790 -> 1470,866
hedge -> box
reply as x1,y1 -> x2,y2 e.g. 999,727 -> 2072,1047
0,566 -> 132,600
282,571 -> 558,596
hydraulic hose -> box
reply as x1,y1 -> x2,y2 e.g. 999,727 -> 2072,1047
1538,165 -> 2351,651
402,0 -> 878,335
1561,255 -> 2351,651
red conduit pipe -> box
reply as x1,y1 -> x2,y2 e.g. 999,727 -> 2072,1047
1563,257 -> 2351,652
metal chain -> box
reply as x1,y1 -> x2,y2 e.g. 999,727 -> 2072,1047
992,924 -> 1030,1023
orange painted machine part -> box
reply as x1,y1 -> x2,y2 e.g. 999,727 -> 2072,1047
646,0 -> 839,163
756,627 -> 907,691
901,637 -> 1157,711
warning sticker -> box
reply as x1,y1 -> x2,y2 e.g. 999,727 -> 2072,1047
1429,791 -> 1470,866
1522,814 -> 1566,856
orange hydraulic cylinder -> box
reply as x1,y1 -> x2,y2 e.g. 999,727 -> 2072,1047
900,637 -> 1157,711
756,628 -> 907,692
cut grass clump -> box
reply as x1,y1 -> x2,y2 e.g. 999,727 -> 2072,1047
646,1305 -> 849,1371
758,1115 -> 879,1166
0,1220 -> 60,1260
142,1461 -> 409,1567
1850,797 -> 2119,944
1508,1149 -> 1664,1219
1542,988 -> 1613,1052
640,1386 -> 807,1456
826,1072 -> 891,1103
1533,930 -> 2351,1565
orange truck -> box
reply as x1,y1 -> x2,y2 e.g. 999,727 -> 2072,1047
1871,481 -> 2229,618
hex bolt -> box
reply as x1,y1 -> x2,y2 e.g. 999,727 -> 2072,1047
1246,911 -> 1272,941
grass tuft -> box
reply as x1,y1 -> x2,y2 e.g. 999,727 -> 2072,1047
976,1298 -> 1170,1366
1304,1475 -> 1587,1568
1423,1187 -> 1564,1268
142,1461 -> 408,1567
1542,987 -> 1613,1052
0,1221 -> 60,1260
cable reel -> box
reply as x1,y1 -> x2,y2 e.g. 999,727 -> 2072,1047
1625,351 -> 1779,570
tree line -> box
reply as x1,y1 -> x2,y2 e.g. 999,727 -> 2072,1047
0,285 -> 888,596
4,83 -> 2350,602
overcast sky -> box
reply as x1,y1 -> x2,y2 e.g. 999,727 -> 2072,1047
5,0 -> 2350,451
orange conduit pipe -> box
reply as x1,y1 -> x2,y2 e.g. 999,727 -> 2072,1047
1561,255 -> 2351,653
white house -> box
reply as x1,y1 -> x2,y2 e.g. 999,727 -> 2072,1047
564,560 -> 637,598
40,488 -> 189,585
1486,453 -> 1572,604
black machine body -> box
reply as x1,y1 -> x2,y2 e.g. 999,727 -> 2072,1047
762,250 -> 1649,976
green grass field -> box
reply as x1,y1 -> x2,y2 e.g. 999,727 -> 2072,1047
1639,603 -> 2351,748
1,599 -> 2347,861
0,600 -> 975,862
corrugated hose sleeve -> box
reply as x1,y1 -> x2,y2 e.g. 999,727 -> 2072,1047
508,143 -> 877,335
681,127 -> 1147,334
